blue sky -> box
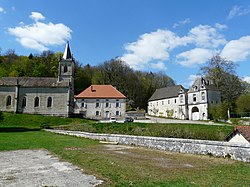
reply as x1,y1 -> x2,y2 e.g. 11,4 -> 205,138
0,0 -> 250,87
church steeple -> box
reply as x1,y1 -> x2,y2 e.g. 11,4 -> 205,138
63,41 -> 73,60
58,42 -> 75,85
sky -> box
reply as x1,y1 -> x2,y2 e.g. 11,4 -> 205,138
0,0 -> 250,87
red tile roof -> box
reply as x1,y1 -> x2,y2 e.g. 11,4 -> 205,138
226,126 -> 250,143
75,85 -> 126,99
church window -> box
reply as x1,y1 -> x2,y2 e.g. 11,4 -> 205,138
22,97 -> 26,108
6,95 -> 11,106
34,97 -> 39,107
47,97 -> 52,108
193,94 -> 197,102
63,65 -> 68,73
201,92 -> 205,101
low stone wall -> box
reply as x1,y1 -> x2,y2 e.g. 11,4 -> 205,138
46,129 -> 250,162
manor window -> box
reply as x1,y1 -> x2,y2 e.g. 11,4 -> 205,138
47,97 -> 52,108
201,92 -> 205,101
180,95 -> 184,103
34,97 -> 39,107
96,99 -> 100,108
22,97 -> 26,108
193,94 -> 197,102
6,95 -> 11,106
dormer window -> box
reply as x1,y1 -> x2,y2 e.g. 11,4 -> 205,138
193,86 -> 198,91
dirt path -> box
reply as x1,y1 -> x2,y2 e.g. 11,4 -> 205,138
0,149 -> 102,187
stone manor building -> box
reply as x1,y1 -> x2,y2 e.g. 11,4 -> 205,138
0,42 -> 75,117
148,77 -> 221,120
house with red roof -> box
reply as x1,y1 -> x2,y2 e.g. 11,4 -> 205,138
74,85 -> 126,119
226,126 -> 250,144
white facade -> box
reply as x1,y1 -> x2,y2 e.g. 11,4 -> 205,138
228,132 -> 249,144
148,77 -> 221,120
75,98 -> 126,119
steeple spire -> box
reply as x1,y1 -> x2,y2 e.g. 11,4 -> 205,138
63,41 -> 72,60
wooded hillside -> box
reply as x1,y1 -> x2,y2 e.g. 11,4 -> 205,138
0,50 -> 175,109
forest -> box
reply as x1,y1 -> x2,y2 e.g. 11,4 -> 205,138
0,49 -> 249,118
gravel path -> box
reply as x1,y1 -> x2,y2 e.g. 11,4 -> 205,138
0,149 -> 103,187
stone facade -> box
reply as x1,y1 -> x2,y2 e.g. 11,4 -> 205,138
148,77 -> 221,120
0,42 -> 75,117
47,129 -> 250,163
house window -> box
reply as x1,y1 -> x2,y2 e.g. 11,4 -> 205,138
96,111 -> 100,116
193,94 -> 196,102
6,95 -> 11,106
106,102 -> 109,108
162,101 -> 164,105
168,100 -> 170,104
96,99 -> 100,108
22,97 -> 26,108
81,102 -> 85,108
201,92 -> 205,101
47,97 -> 52,108
116,111 -> 120,116
174,99 -> 176,103
116,102 -> 120,108
156,102 -> 158,106
34,97 -> 39,107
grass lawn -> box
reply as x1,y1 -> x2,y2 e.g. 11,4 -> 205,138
0,113 -> 249,186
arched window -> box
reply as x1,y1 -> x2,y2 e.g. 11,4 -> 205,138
63,65 -> 68,73
22,97 -> 26,108
34,97 -> 39,107
6,95 -> 11,106
47,97 -> 52,108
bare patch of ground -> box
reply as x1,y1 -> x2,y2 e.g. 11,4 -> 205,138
0,149 -> 103,187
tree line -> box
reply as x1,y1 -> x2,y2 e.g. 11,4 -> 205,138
0,49 -> 249,118
0,50 -> 175,110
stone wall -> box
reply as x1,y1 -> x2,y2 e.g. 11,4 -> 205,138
46,129 -> 250,162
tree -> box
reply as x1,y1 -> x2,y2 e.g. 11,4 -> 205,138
200,55 -> 245,111
236,94 -> 250,113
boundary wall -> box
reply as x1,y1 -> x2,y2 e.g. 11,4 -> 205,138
46,129 -> 250,162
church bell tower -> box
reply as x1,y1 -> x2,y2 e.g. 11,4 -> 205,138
58,42 -> 75,86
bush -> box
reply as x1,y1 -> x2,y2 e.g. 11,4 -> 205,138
0,111 -> 3,121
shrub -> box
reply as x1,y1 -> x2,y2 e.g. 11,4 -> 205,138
0,111 -> 3,121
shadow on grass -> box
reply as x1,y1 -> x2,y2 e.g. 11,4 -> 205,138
0,127 -> 41,133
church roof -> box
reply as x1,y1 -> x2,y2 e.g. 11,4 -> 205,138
148,85 -> 185,101
0,77 -> 69,87
63,42 -> 72,60
226,126 -> 250,143
75,85 -> 126,99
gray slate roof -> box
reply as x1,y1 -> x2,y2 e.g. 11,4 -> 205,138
148,85 -> 185,101
188,77 -> 219,93
0,77 -> 69,87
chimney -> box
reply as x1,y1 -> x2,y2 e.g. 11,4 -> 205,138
91,85 -> 96,92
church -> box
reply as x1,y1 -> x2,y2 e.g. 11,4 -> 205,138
0,42 -> 75,117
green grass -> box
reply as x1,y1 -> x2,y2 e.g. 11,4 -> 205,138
56,122 -> 234,141
0,113 -> 250,186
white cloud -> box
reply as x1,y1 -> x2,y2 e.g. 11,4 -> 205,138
29,12 -> 45,22
8,12 -> 72,52
121,29 -> 186,70
187,24 -> 227,48
227,5 -> 250,20
0,6 -> 6,14
176,48 -> 215,67
173,18 -> 191,28
242,76 -> 250,83
221,36 -> 250,62
151,61 -> 167,70
215,23 -> 228,30
121,24 -> 226,70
